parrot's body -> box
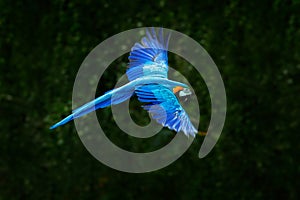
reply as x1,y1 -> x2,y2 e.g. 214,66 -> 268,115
51,28 -> 197,137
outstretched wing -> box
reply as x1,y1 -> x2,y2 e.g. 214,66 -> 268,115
135,84 -> 197,137
127,28 -> 170,81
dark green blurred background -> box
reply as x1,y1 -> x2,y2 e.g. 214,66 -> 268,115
1,0 -> 299,199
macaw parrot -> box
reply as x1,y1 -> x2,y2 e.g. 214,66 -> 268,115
50,28 -> 198,137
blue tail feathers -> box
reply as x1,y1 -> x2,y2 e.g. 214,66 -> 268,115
50,88 -> 133,129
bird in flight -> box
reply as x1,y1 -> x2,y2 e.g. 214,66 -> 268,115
50,28 -> 198,137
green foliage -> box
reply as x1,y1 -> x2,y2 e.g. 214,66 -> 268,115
0,0 -> 299,199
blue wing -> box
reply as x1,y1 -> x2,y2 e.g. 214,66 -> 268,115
135,84 -> 197,137
127,28 -> 170,81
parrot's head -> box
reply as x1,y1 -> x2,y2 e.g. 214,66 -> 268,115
173,86 -> 192,102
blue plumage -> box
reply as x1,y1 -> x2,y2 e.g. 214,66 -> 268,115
127,28 -> 170,81
136,84 -> 197,137
51,28 -> 197,137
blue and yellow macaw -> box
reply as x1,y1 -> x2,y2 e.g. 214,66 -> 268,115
51,28 -> 197,137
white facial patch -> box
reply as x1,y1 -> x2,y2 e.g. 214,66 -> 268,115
179,88 -> 192,97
